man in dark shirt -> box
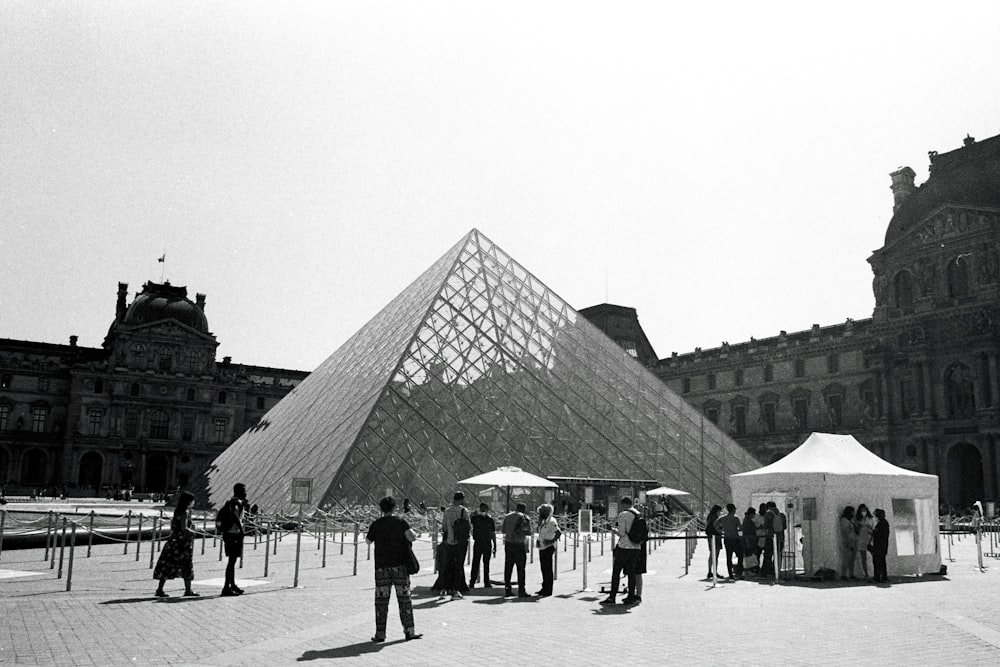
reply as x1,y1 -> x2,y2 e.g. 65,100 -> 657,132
871,508 -> 890,583
469,503 -> 497,588
500,503 -> 531,597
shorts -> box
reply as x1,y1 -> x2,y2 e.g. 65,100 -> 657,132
223,533 -> 244,558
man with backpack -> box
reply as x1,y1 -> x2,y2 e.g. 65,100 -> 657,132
440,492 -> 471,600
501,502 -> 532,598
600,497 -> 645,606
218,482 -> 249,597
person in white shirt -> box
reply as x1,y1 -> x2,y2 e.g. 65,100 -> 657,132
600,497 -> 642,606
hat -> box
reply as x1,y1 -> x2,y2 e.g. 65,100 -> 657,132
453,491 -> 465,501
874,508 -> 885,518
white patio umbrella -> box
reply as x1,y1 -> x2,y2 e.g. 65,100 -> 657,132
646,486 -> 690,496
459,466 -> 558,511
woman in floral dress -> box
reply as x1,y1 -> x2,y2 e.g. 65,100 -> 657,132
153,491 -> 199,597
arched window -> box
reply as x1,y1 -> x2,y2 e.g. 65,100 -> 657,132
130,344 -> 146,365
948,254 -> 971,298
149,409 -> 170,439
945,363 -> 976,418
78,451 -> 103,489
22,448 -> 47,486
186,350 -> 201,374
894,270 -> 914,308
158,347 -> 173,372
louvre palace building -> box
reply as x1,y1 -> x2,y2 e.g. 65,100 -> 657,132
609,132 -> 1000,511
0,282 -> 307,496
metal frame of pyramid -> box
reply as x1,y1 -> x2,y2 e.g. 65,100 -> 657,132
196,229 -> 760,513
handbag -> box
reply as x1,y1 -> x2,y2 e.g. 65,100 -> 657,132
743,554 -> 759,569
406,543 -> 420,575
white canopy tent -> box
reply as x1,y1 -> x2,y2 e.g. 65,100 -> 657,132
730,432 -> 940,578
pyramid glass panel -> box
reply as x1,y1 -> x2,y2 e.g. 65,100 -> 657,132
196,229 -> 760,513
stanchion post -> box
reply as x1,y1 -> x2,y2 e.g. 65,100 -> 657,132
202,512 -> 208,555
50,514 -> 58,570
87,511 -> 95,557
0,509 -> 6,563
572,530 -> 577,570
149,516 -> 157,569
44,510 -> 53,562
322,518 -> 328,568
264,525 -> 271,578
581,539 -> 589,591
773,533 -> 779,584
123,511 -> 132,555
293,506 -> 303,588
136,515 -> 144,562
58,517 -> 67,578
711,536 -> 717,587
340,525 -> 345,555
554,540 -> 558,580
66,523 -> 77,592
352,522 -> 360,576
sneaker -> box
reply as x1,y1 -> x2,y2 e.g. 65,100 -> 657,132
404,631 -> 422,641
450,592 -> 463,600
599,597 -> 616,605
621,596 -> 638,605
518,590 -> 530,598
371,634 -> 386,643
504,587 -> 513,597
183,591 -> 200,597
220,588 -> 239,597
154,590 -> 168,598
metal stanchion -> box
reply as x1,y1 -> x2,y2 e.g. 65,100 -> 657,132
219,537 -> 224,562
44,511 -> 53,562
367,539 -> 371,562
352,523 -> 360,576
322,518 -> 328,568
149,517 -> 157,569
50,514 -> 58,570
572,530 -> 577,570
293,507 -> 303,588
340,526 -> 345,555
58,517 -> 67,579
124,511 -> 132,555
710,536 -> 717,587
0,509 -> 6,562
554,541 -> 558,581
201,513 -> 207,555
66,523 -> 77,592
87,511 -> 95,557
264,526 -> 271,577
581,539 -> 591,591
136,515 -> 144,562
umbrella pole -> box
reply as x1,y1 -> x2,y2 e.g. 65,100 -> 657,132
506,486 -> 511,512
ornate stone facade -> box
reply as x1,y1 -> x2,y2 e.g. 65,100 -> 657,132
0,282 -> 308,496
595,133 -> 1000,510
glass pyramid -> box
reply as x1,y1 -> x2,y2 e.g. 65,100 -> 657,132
198,229 -> 760,513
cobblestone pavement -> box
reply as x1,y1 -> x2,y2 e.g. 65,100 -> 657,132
1,528 -> 999,666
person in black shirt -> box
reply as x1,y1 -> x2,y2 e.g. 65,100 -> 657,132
870,508 -> 890,584
365,496 -> 421,642
468,503 -> 497,588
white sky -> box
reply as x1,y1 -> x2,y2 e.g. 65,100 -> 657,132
3,2 -> 1000,371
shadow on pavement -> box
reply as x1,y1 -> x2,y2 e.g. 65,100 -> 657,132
99,595 -> 215,604
298,639 -> 402,660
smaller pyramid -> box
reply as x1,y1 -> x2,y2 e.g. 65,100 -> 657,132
196,229 -> 760,512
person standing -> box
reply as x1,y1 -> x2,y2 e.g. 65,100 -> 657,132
839,505 -> 857,581
153,491 -> 199,597
767,501 -> 786,577
705,504 -> 723,579
535,503 -> 560,597
501,502 -> 532,598
854,504 -> 874,580
469,502 -> 497,589
440,492 -> 471,600
741,507 -> 758,575
600,497 -> 642,605
221,482 -> 248,596
365,496 -> 421,642
870,508 -> 890,583
715,504 -> 743,579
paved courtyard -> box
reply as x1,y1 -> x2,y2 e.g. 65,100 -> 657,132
2,525 -> 999,666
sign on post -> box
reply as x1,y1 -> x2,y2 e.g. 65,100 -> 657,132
578,509 -> 593,534
291,478 -> 313,505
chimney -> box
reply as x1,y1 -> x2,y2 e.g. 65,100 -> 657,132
116,282 -> 129,319
964,134 -> 976,147
890,166 -> 917,212
195,293 -> 206,312
69,335 -> 78,347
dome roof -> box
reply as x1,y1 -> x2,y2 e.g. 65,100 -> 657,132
884,134 -> 1000,246
121,282 -> 209,333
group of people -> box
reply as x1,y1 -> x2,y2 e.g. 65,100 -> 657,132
152,482 -> 249,598
705,502 -> 787,580
839,504 -> 890,583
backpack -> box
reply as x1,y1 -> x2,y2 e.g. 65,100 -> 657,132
215,501 -> 233,533
451,508 -> 472,542
627,511 -> 648,543
772,511 -> 786,533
